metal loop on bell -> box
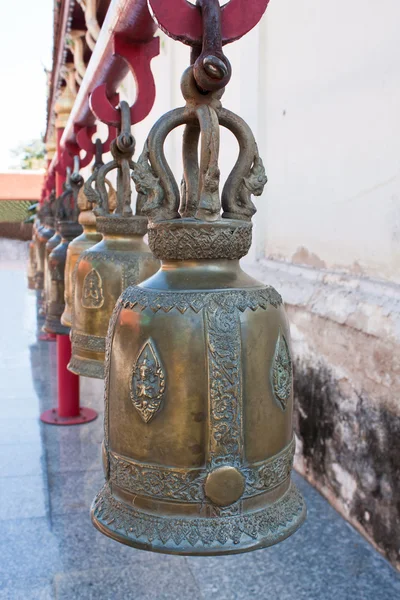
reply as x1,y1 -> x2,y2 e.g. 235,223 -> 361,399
96,101 -> 137,217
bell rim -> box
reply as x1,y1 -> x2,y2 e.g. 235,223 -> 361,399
90,480 -> 306,557
68,355 -> 105,379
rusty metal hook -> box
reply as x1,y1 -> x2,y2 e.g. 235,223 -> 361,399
192,0 -> 231,92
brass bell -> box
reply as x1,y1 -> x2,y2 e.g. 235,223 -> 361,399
27,239 -> 37,290
43,170 -> 82,335
69,103 -> 159,380
34,194 -> 56,291
61,150 -> 116,328
91,67 -> 306,555
43,191 -> 63,315
44,229 -> 62,316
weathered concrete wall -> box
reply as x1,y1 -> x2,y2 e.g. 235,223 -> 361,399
246,258 -> 400,568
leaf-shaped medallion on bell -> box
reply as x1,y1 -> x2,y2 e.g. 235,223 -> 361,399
81,268 -> 104,309
130,340 -> 166,423
271,332 -> 292,410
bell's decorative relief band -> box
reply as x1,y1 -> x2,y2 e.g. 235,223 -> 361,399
109,437 -> 295,503
272,332 -> 292,410
120,286 -> 282,315
206,300 -> 243,468
148,222 -> 253,260
122,264 -> 139,290
92,481 -> 304,550
71,331 -> 106,352
103,301 -> 124,452
130,339 -> 166,423
81,268 -> 104,309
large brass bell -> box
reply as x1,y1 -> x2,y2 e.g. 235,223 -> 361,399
61,150 -> 116,328
43,170 -> 82,335
69,103 -> 159,380
91,67 -> 306,555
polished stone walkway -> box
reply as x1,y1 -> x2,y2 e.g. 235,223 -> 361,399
1,253 -> 400,599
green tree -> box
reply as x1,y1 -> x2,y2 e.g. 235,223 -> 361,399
11,139 -> 46,170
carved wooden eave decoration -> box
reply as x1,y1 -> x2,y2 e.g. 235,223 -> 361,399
46,0 -> 110,143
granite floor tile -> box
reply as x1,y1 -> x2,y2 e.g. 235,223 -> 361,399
0,517 -> 60,588
54,559 -> 202,600
45,440 -> 102,474
0,475 -> 47,520
41,414 -> 104,447
0,417 -> 41,445
48,470 -> 104,516
0,577 -> 54,600
51,511 -> 151,572
0,396 -> 41,419
0,442 -> 44,477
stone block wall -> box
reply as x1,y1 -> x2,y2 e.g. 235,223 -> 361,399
247,258 -> 400,569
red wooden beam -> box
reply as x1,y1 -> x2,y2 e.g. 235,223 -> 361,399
59,0 -> 157,153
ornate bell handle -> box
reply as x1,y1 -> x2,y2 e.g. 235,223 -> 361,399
69,156 -> 84,221
219,108 -> 267,221
148,0 -> 270,46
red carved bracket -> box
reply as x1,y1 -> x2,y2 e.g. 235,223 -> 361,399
90,35 -> 160,127
148,0 -> 270,46
75,123 -> 117,158
55,151 -> 74,175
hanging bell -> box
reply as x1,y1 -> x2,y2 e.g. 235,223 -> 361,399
43,190 -> 63,315
43,169 -> 82,335
68,103 -> 159,380
61,150 -> 117,328
34,194 -> 56,291
91,65 -> 306,555
27,239 -> 37,290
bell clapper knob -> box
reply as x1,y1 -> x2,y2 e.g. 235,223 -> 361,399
204,466 -> 245,507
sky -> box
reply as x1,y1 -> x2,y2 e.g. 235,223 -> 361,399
0,0 -> 53,170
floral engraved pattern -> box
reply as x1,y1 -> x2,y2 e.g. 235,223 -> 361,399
130,340 -> 166,423
92,481 -> 305,549
271,332 -> 292,410
81,268 -> 104,309
148,223 -> 252,260
71,332 -> 106,352
108,437 -> 295,503
205,299 -> 243,468
110,453 -> 204,502
121,286 -> 282,315
243,437 -> 295,495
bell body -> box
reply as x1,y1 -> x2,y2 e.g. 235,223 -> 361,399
69,216 -> 159,380
92,220 -> 306,555
43,221 -> 82,335
61,213 -> 102,328
44,230 -> 62,314
35,220 -> 55,291
27,240 -> 37,290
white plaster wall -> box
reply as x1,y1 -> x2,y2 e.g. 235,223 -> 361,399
120,0 -> 400,284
